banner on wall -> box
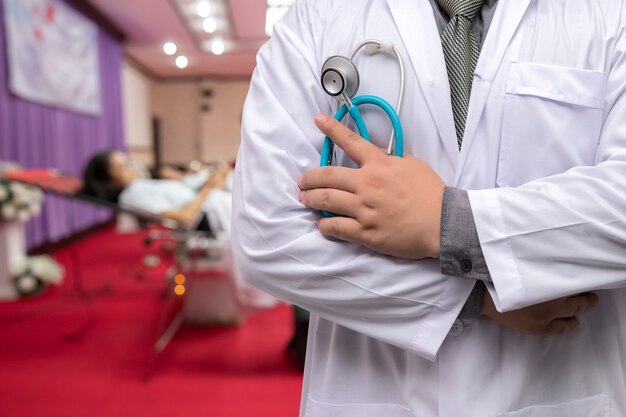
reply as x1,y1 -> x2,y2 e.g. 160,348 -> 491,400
2,0 -> 101,115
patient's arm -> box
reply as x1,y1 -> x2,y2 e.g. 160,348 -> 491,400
161,167 -> 229,227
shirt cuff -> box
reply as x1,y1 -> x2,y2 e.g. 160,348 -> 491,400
440,186 -> 492,282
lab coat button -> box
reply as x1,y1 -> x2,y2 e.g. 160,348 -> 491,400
449,319 -> 464,337
461,259 -> 472,273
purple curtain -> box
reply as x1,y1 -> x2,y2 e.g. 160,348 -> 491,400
0,1 -> 125,248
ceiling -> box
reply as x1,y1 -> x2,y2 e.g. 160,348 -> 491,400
87,0 -> 270,79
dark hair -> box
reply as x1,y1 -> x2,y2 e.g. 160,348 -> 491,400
81,150 -> 123,203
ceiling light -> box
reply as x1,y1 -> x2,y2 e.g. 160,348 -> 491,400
203,17 -> 217,33
175,55 -> 189,69
211,40 -> 225,55
163,42 -> 177,55
265,6 -> 289,36
196,1 -> 211,18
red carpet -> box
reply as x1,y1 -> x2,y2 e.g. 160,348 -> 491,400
0,226 -> 303,417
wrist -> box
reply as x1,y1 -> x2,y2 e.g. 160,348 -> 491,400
480,289 -> 495,317
427,230 -> 441,258
428,182 -> 445,258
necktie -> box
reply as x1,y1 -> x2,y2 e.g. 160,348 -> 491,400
438,0 -> 485,148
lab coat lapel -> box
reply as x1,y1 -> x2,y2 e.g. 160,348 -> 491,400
387,0 -> 459,169
455,0 -> 532,182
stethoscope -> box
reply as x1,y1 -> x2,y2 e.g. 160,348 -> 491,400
318,39 -> 406,216
319,39 -> 406,166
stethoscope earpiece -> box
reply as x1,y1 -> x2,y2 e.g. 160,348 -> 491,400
320,56 -> 360,98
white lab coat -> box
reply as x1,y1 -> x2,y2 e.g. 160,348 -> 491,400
232,0 -> 626,415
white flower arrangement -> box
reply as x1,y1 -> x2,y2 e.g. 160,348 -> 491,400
0,180 -> 44,223
11,255 -> 64,297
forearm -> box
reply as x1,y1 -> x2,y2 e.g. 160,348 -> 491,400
235,64 -> 470,360
162,183 -> 214,227
467,13 -> 626,311
233,148 -> 468,359
469,159 -> 626,311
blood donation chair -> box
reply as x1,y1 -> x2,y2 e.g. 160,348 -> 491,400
2,168 -> 247,376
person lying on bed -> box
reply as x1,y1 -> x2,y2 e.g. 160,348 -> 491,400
83,150 -> 279,313
82,150 -> 233,235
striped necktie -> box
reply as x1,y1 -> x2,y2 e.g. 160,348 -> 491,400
438,0 -> 485,148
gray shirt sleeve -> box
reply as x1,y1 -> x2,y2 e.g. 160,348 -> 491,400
440,187 -> 490,318
440,186 -> 491,282
460,280 -> 486,317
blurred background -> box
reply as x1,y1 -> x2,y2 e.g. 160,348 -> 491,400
0,1 -> 306,416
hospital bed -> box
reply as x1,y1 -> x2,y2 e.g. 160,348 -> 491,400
3,168 -> 169,226
2,168 -> 246,376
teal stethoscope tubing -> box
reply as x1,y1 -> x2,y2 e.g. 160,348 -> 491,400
320,94 -> 404,166
319,94 -> 404,217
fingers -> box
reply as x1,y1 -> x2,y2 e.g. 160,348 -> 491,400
299,166 -> 359,193
488,293 -> 600,337
559,293 -> 599,318
315,113 -> 381,166
317,216 -> 364,243
541,318 -> 580,335
532,293 -> 598,336
300,189 -> 360,218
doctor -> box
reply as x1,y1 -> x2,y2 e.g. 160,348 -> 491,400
233,0 -> 626,416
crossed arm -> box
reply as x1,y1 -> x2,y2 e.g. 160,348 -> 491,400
233,0 -> 626,358
299,113 -> 599,336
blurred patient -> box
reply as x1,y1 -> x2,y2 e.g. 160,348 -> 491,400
82,150 -> 279,312
82,150 -> 232,235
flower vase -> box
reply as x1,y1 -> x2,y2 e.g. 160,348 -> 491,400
0,221 -> 25,301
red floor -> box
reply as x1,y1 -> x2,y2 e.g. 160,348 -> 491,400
0,226 -> 303,417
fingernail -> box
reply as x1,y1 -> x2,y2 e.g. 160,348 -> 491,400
299,191 -> 305,203
297,177 -> 303,189
315,113 -> 328,124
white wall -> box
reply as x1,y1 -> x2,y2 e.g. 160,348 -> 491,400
121,61 -> 153,166
121,57 -> 250,167
151,82 -> 201,165
198,80 -> 250,163
151,79 -> 250,166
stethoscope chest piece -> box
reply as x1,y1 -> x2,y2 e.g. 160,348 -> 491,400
321,56 -> 360,98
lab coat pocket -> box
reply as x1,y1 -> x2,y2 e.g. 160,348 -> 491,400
305,395 -> 412,417
497,62 -> 607,187
496,393 -> 610,417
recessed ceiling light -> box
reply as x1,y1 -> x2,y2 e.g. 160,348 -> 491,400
196,1 -> 211,18
203,17 -> 217,33
163,42 -> 177,55
211,40 -> 225,55
175,55 -> 189,69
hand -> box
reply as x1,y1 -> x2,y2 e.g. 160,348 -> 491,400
481,291 -> 599,336
205,166 -> 230,190
298,113 -> 445,259
159,166 -> 185,181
